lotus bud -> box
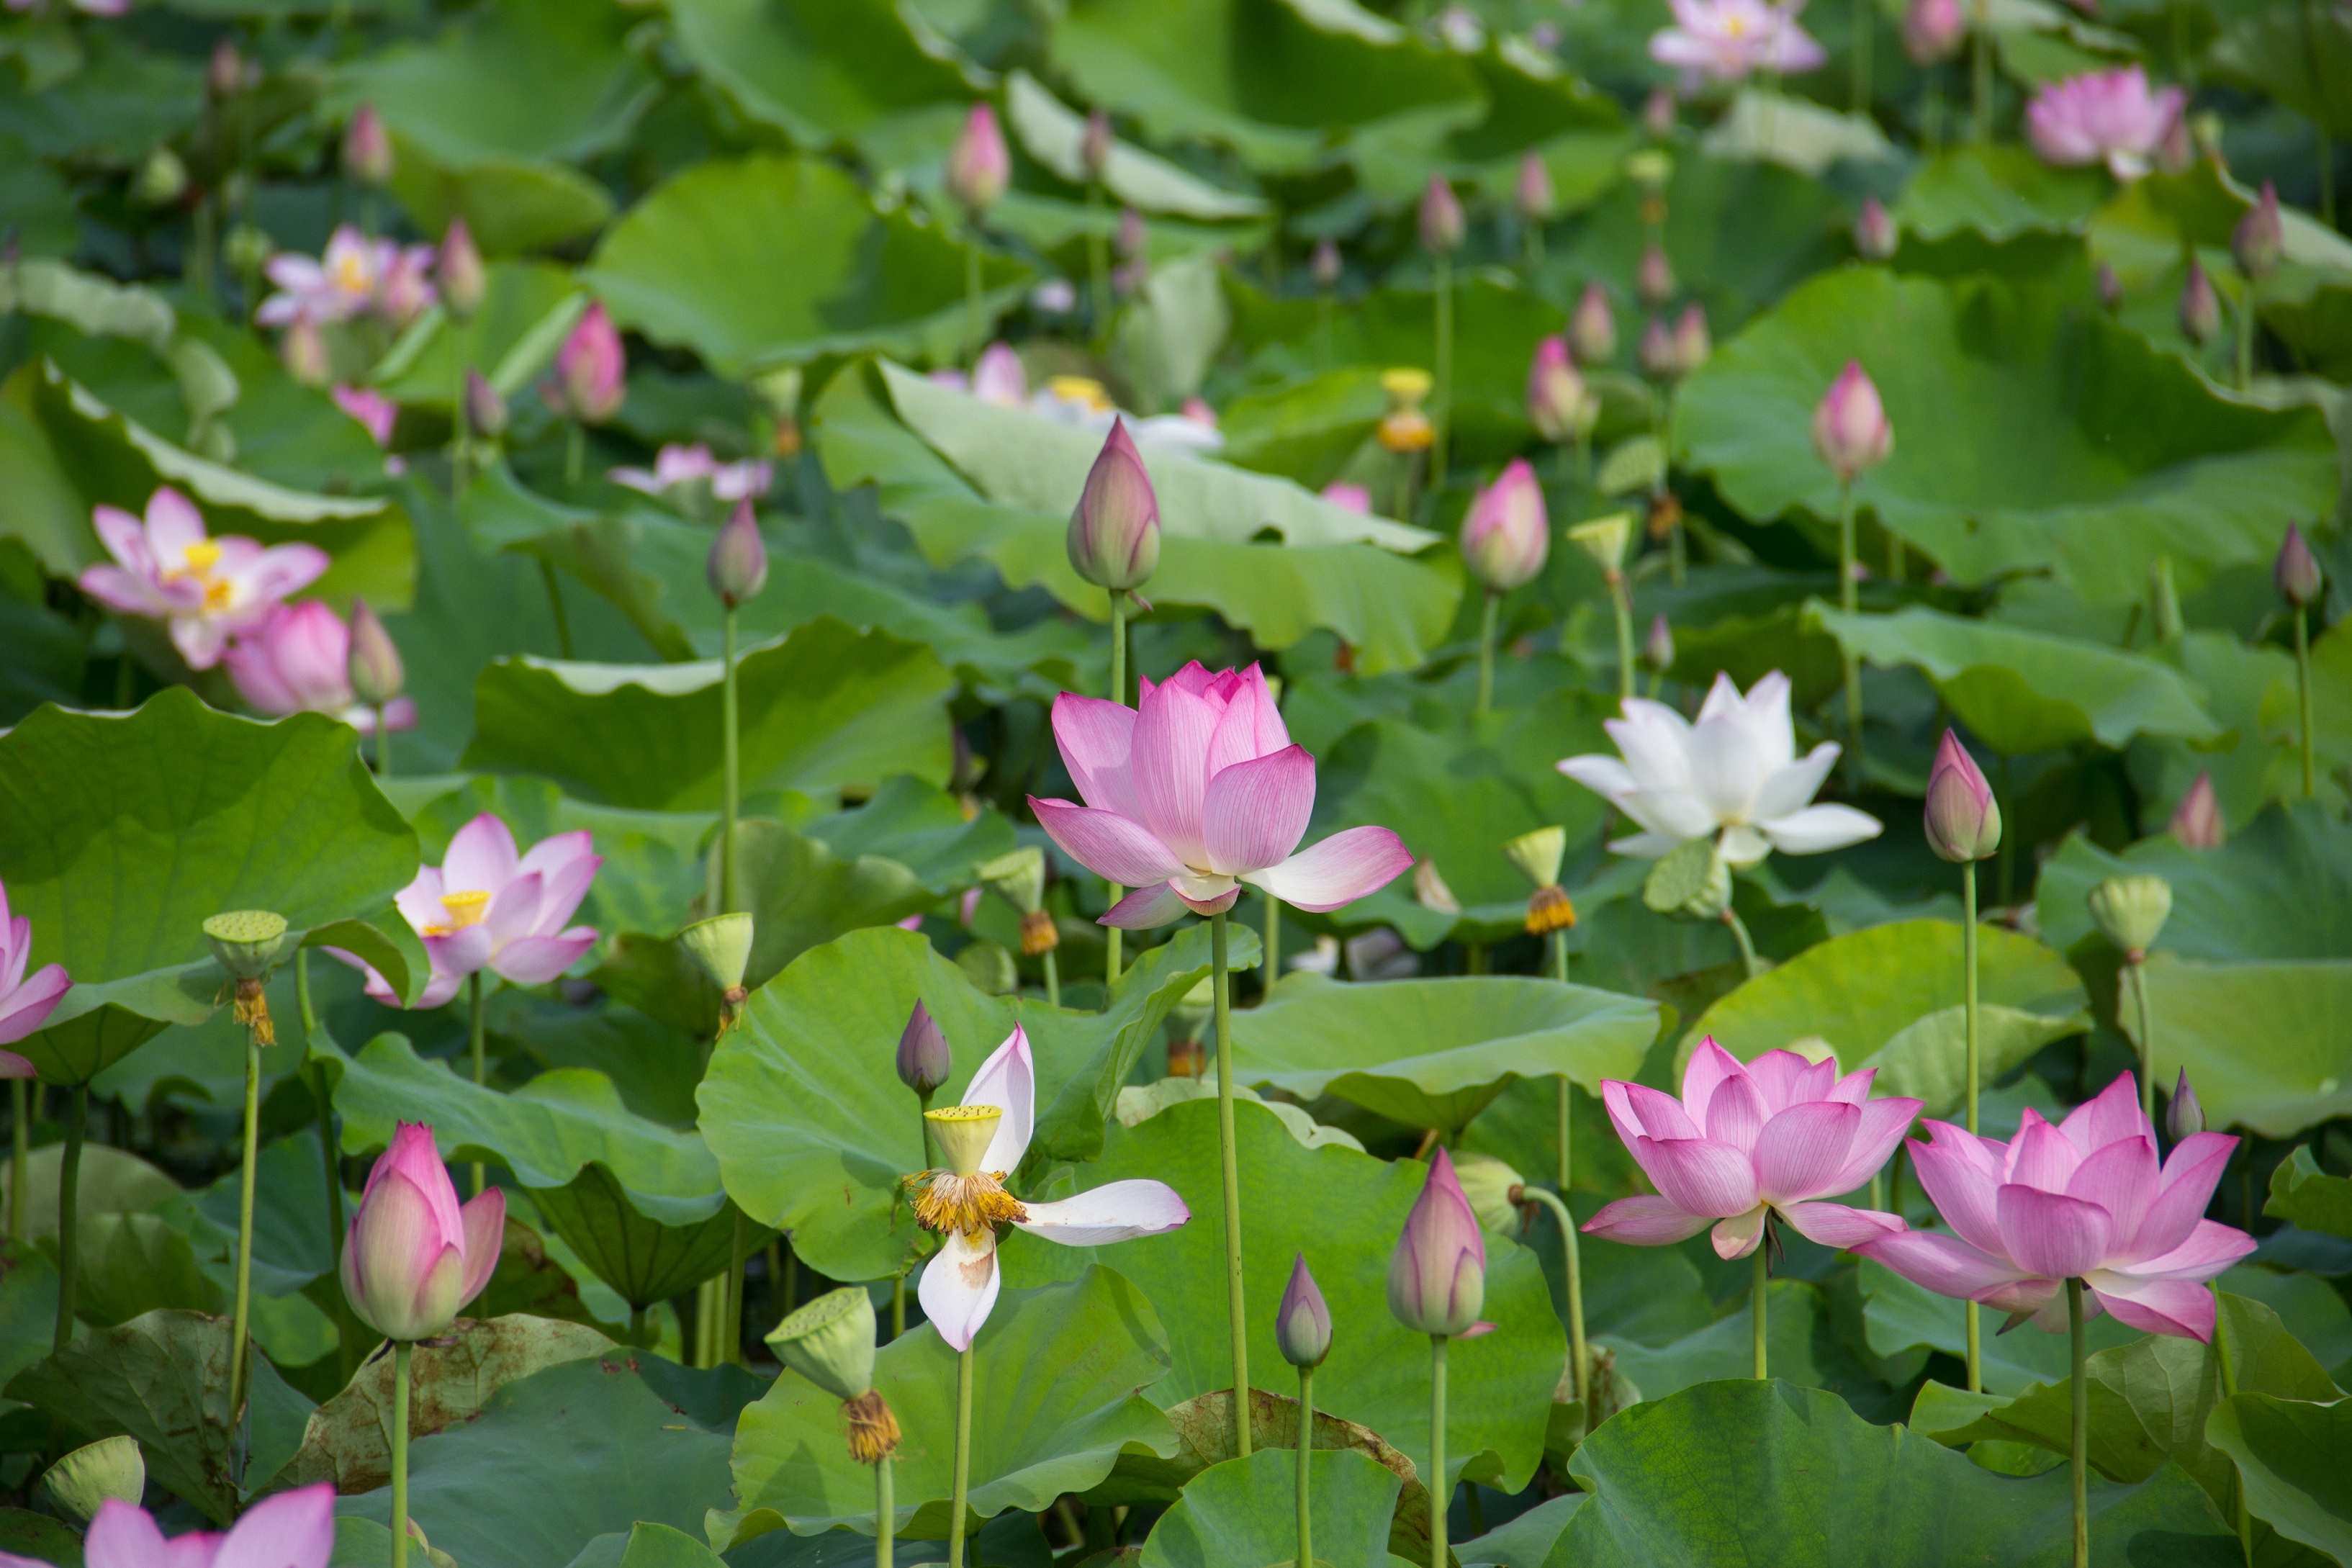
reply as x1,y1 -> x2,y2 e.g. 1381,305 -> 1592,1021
1527,335 -> 1592,444
1515,152 -> 1556,223
438,220 -> 485,321
1115,206 -> 1148,262
2233,182 -> 2283,281
680,911 -> 754,1030
1903,0 -> 1965,60
1636,243 -> 1675,307
1638,315 -> 1678,380
2149,554 -> 2183,643
36,1437 -> 143,1527
280,316 -> 330,387
347,599 -> 405,707
1418,174 -> 1465,255
2097,263 -> 2125,315
132,146 -> 187,207
1377,368 -> 1436,452
342,1122 -> 505,1343
2178,260 -> 2220,347
1081,109 -> 1114,184
1067,420 -> 1161,591
343,104 -> 394,187
2087,874 -> 2172,961
207,39 -> 248,100
1388,1147 -> 1491,1338
464,369 -> 508,438
2170,772 -> 2224,850
1854,196 -> 1898,261
945,102 -> 1009,219
2157,114 -> 2194,176
2166,1068 -> 2204,1140
769,1285 -> 878,1402
551,302 -> 625,425
1570,282 -> 1617,365
980,847 -> 1057,957
1413,858 -> 1461,916
1923,729 -> 2001,863
1276,1253 -> 1333,1369
1451,1152 -> 1526,1236
1642,86 -> 1678,139
1645,613 -> 1675,674
1312,237 -> 1341,291
896,1001 -> 952,1099
1671,304 -> 1710,376
1461,459 -> 1549,593
2275,523 -> 2322,608
708,500 -> 769,610
224,222 -> 273,279
1567,513 -> 1631,580
1811,360 -> 1893,483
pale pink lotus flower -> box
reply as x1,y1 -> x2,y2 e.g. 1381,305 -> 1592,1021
972,341 -> 1027,407
1903,0 -> 1965,62
544,302 -> 626,425
0,876 -> 67,1069
341,1122 -> 504,1342
1649,0 -> 1827,83
607,442 -> 770,504
1461,458 -> 1549,594
330,813 -> 600,1009
255,225 -> 391,327
77,487 -> 328,670
1556,671 -> 1880,866
918,1028 -> 1188,1350
1585,1038 -> 1915,1258
1029,664 -> 1413,927
1320,482 -> 1372,514
1855,1072 -> 2254,1339
2025,66 -> 2186,180
0,1483 -> 337,1568
331,384 -> 398,449
224,601 -> 417,734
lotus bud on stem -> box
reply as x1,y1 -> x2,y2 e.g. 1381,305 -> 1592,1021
1461,461 -> 1549,714
770,1287 -> 898,1566
205,909 -> 290,1415
1813,360 -> 1893,788
2089,874 -> 2172,1124
2276,524 -> 2322,798
1389,1148 -> 1492,1568
1276,1254 -> 1330,1568
1420,175 -> 1463,485
947,103 -> 1007,368
1924,728 -> 1999,1387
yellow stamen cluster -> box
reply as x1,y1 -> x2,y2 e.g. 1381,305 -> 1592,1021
420,889 -> 490,937
842,1390 -> 901,1464
909,1170 -> 1028,1238
1379,411 -> 1435,453
233,976 -> 275,1047
1017,909 -> 1059,957
1526,884 -> 1577,936
180,541 -> 223,574
1646,492 -> 1682,543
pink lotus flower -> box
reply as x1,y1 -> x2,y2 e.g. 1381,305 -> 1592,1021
0,876 -> 67,1067
377,243 -> 438,328
2025,67 -> 2186,180
0,1483 -> 337,1568
1902,0 -> 1965,61
341,1122 -> 504,1342
1320,482 -> 1371,514
1649,0 -> 1827,83
1585,1038 -> 1916,1258
545,302 -> 626,425
77,487 -> 328,670
224,600 -> 417,734
607,442 -> 770,504
1856,1072 -> 2254,1339
1461,459 -> 1549,593
972,342 -> 1027,407
1028,664 -> 1412,927
256,225 -> 391,328
331,384 -> 398,449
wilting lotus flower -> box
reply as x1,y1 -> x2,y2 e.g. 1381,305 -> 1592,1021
914,1028 -> 1187,1349
78,487 -> 328,670
1419,174 -> 1464,254
1650,0 -> 1827,83
972,341 -> 1027,407
2025,66 -> 2186,180
256,225 -> 391,327
1066,420 -> 1160,592
8,1483 -> 338,1568
0,876 -> 67,1066
608,443 -> 771,505
1557,671 -> 1881,865
1903,0 -> 1965,61
342,1122 -> 504,1342
1586,1039 -> 1915,1258
224,601 -> 418,733
1389,1148 -> 1495,1337
546,302 -> 626,425
1461,459 -> 1549,593
2169,772 -> 2224,849
1571,281 -> 1618,364
1812,361 -> 1893,482
1029,664 -> 1414,927
1856,1073 -> 2254,1338
1527,335 -> 1595,444
945,102 -> 1009,218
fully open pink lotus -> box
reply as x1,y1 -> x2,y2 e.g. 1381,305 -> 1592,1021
1855,1071 -> 2253,1338
78,487 -> 329,671
342,1122 -> 504,1343
2025,66 -> 2185,180
0,1483 -> 338,1568
1029,663 -> 1412,928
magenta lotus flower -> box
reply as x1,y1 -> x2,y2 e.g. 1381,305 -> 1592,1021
256,224 -> 391,328
1276,1253 -> 1333,1368
78,487 -> 328,670
225,600 -> 418,734
1650,0 -> 1827,83
1066,420 -> 1161,592
1029,664 -> 1412,928
342,1123 -> 504,1342
1389,1148 -> 1495,1338
945,102 -> 1009,217
0,1482 -> 338,1568
1812,360 -> 1893,482
0,875 -> 67,1065
1586,1038 -> 1915,1258
546,302 -> 626,425
2025,66 -> 2185,180
1855,1073 -> 2255,1339
1461,459 -> 1549,593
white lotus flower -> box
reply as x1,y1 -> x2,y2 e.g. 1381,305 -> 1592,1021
914,1027 -> 1189,1351
1556,671 -> 1881,868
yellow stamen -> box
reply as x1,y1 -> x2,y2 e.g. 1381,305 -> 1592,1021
421,889 -> 490,937
203,579 -> 234,610
1046,374 -> 1112,413
181,540 -> 222,572
1018,909 -> 1059,957
1526,884 -> 1577,936
909,1169 -> 1028,1239
842,1390 -> 900,1464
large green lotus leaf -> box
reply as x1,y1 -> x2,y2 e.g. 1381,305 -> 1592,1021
1683,919 -> 2088,1119
0,691 -> 418,1084
337,1355 -> 738,1568
785,775 -> 1017,896
2207,1394 -> 2352,1564
389,145 -> 616,257
1461,1492 -> 1583,1568
814,360 -> 1461,674
373,263 -> 585,410
525,1163 -> 750,1313
1226,974 -> 1656,1136
1596,1277 -> 1907,1410
1137,1448 -> 1404,1568
1215,364 -> 1389,489
1676,269 -> 2338,606
665,0 -> 976,156
2268,1145 -> 2352,1242
585,157 -> 1033,378
0,1144 -> 180,1243
1005,70 -> 1269,219
2036,803 -> 2352,961
1047,0 -> 1484,175
166,318 -> 390,498
2115,631 -> 2306,837
1808,604 -> 2221,753
0,31 -> 202,165
999,1096 -> 1563,1496
1695,88 -> 1895,176
714,1266 -> 1177,1546
1550,1379 -> 2237,1566
2209,7 -> 2352,145
463,617 -> 955,811
1858,1258 -> 2143,1397
2122,954 -> 2352,1139
327,1032 -> 726,1225
1895,145 -> 2105,243
699,924 -> 1225,1281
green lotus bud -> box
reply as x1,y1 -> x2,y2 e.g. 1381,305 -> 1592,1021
767,1285 -> 878,1401
204,910 -> 289,982
2087,875 -> 2171,960
680,911 -> 754,1032
1451,1151 -> 1526,1237
36,1436 -> 143,1526
1567,513 -> 1632,578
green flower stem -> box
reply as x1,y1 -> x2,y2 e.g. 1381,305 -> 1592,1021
628,1305 -> 646,1348
1042,950 -> 1060,1009
947,1346 -> 974,1568
468,972 -> 487,1196
2235,284 -> 2255,392
1432,254 -> 1453,489
1105,589 -> 1127,991
725,1209 -> 748,1367
1210,909 -> 1252,1456
1723,907 -> 1762,980
1837,479 -> 1863,790
376,705 -> 392,778
891,1275 -> 905,1340
2212,1284 -> 2254,1566
722,605 -> 740,915
1575,430 -> 1592,492
1520,1185 -> 1587,1407
392,1341 -> 413,1568
1752,1240 -> 1769,1379
1264,894 -> 1283,993
450,351 -> 469,503
2294,605 -> 2315,798
1851,0 -> 1873,111
1295,1364 -> 1315,1568
965,238 -> 983,371
1430,1333 -> 1451,1568
1476,590 -> 1500,715
1086,183 -> 1109,348
2069,1278 -> 2089,1568
1317,294 -> 1333,369
564,421 -> 584,487
52,1086 -> 83,1350
1609,573 -> 1636,704
230,1019 -> 263,1414
1551,929 -> 1569,986
1964,860 -> 1983,1394
875,1452 -> 894,1568
541,559 -> 574,659
2127,958 -> 2155,1126
11,1078 -> 27,1240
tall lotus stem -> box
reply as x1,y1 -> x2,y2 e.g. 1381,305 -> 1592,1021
723,606 -> 740,913
2274,526 -> 2322,798
965,241 -> 983,371
1264,895 -> 1282,991
1476,590 -> 1500,715
2068,1278 -> 2088,1568
1429,1335 -> 1451,1566
1432,254 -> 1453,487
2125,959 -> 2155,1125
1965,862 -> 1982,1389
876,1454 -> 894,1568
2295,610 -> 2314,798
1970,0 -> 1991,142
468,973 -> 485,1196
1837,478 -> 1862,786
1086,188 -> 1109,348
52,1086 -> 83,1351
230,1019 -> 261,1411
1295,1363 -> 1314,1568
724,1209 -> 748,1366
947,1347 -> 975,1567
1211,909 -> 1251,1455
392,1340 -> 413,1568
1104,589 -> 1127,987
1518,1185 -> 1587,1406
2212,1283 -> 2254,1564
206,909 -> 284,1414
1752,1234 -> 1770,1379
1852,0 -> 1873,110
1611,577 -> 1635,703
542,559 -> 574,658
375,707 -> 392,778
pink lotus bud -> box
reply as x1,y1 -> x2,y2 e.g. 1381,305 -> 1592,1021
1924,728 -> 2001,862
378,246 -> 436,329
2097,263 -> 2125,314
279,316 -> 330,387
1526,335 -> 1590,443
226,600 -> 353,718
1515,152 -> 1556,222
438,219 -> 486,320
2178,260 -> 2220,346
946,102 -> 1009,218
1645,613 -> 1675,672
1320,482 -> 1371,513
1388,1147 -> 1490,1338
1571,281 -> 1617,364
347,599 -> 405,707
1903,0 -> 1965,60
896,1000 -> 952,1097
1115,207 -> 1148,262
343,104 -> 393,187
1811,360 -> 1893,482
1636,243 -> 1675,306
341,1122 -> 504,1343
1066,419 -> 1160,591
1854,195 -> 1898,261
2169,772 -> 2224,849
207,38 -> 248,99
1312,238 -> 1341,291
1276,1253 -> 1332,1369
464,368 -> 508,438
708,499 -> 769,609
1462,459 -> 1549,593
972,341 -> 1026,407
1419,174 -> 1464,255
1638,315 -> 1678,379
1671,303 -> 1710,375
1643,86 -> 1678,138
2233,182 -> 2284,281
2276,523 -> 2322,608
550,302 -> 625,425
2167,1068 -> 2204,1139
1081,109 -> 1114,183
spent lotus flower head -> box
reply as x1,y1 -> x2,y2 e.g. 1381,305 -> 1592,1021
36,1482 -> 337,1568
2026,66 -> 2186,180
1029,663 -> 1413,927
342,1122 -> 504,1342
1854,195 -> 1898,261
1923,729 -> 2001,863
896,1000 -> 952,1097
1527,335 -> 1594,444
1649,0 -> 1828,83
1571,281 -> 1618,364
913,1027 -> 1187,1349
2167,1068 -> 2204,1140
256,224 -> 391,328
2169,772 -> 2224,849
343,103 -> 392,186
225,601 -> 417,734
1856,1073 -> 2255,1339
946,102 -> 1009,218
437,218 -> 486,320
972,341 -> 1027,407
708,500 -> 769,609
1388,1147 -> 1495,1338
1585,1037 -> 1915,1258
1066,420 -> 1161,591
2275,523 -> 2323,608
2178,259 -> 2220,346
78,487 -> 329,671
2232,181 -> 2284,281
1558,671 -> 1881,866
546,302 -> 626,425
1515,151 -> 1556,221
1461,459 -> 1550,593
1276,1253 -> 1333,1369
0,875 -> 68,1062
1419,174 -> 1465,254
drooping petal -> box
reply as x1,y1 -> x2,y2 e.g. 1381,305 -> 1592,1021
1996,1185 -> 2114,1280
76,564 -> 166,618
1243,827 -> 1412,912
1199,745 -> 1315,876
1908,1127 -> 2007,1256
441,813 -> 523,896
487,932 -> 597,986
2117,1218 -> 2256,1281
2085,1273 -> 2216,1341
1755,803 -> 1883,855
919,1226 -> 1003,1352
1636,1137 -> 1761,1219
1100,881 -> 1192,929
960,1026 -> 1035,1173
214,1481 -> 335,1568
1711,1204 -> 1768,1259
1777,1199 -> 1904,1250
456,1187 -> 506,1307
1051,693 -> 1143,819
1753,1101 -> 1860,1204
1028,799 -> 1187,887
1855,1228 -> 2035,1301
1581,1194 -> 1713,1245
1014,1179 -> 1189,1245
1130,679 -> 1218,868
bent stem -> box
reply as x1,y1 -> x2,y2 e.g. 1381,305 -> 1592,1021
1963,860 -> 1983,1394
2068,1278 -> 2089,1568
1520,1184 -> 1587,1407
392,1341 -> 413,1568
2127,958 -> 2155,1126
2294,606 -> 2314,798
1837,478 -> 1863,790
947,1346 -> 975,1568
468,973 -> 486,1195
1210,909 -> 1252,1456
52,1085 -> 84,1350
875,1451 -> 895,1568
1429,1333 -> 1450,1568
1752,1239 -> 1769,1379
1723,907 -> 1762,980
722,605 -> 740,914
230,1020 -> 263,1415
1104,589 -> 1127,990
1296,1364 -> 1315,1568
1476,590 -> 1500,715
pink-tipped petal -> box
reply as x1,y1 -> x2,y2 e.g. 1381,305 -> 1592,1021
1703,1073 -> 1767,1153
371,1123 -> 462,1243
2119,1218 -> 2257,1281
2120,1132 -> 2238,1263
487,931 -> 598,986
516,827 -> 597,883
1101,880 -> 1192,929
1199,744 -> 1315,876
2006,1115 -> 2082,1193
1855,1227 -> 2034,1300
0,1053 -> 35,1080
960,1026 -> 1035,1173
1203,664 -> 1292,775
1637,1137 -> 1761,1219
0,963 -> 71,1046
2087,1274 -> 2217,1341
1130,680 -> 1218,868
1014,1179 -> 1189,1245
442,813 -> 523,897
1677,1037 -> 1744,1123
525,852 -> 602,937
1618,1081 -> 1704,1144
2063,1134 -> 2158,1256
1996,1185 -> 2114,1280
1753,1101 -> 1860,1204
1777,1199 -> 1905,1250
215,1481 -> 335,1568
1051,693 -> 1143,819
1907,1132 -> 2006,1257
919,1225 -> 1002,1352
1742,1049 -> 1817,1114
1582,1194 -> 1713,1245
86,1499 -> 175,1568
456,1186 -> 505,1307
1029,798 -> 1189,888
2059,1071 -> 2150,1155
1244,826 -> 1412,912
